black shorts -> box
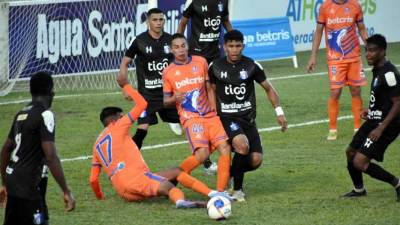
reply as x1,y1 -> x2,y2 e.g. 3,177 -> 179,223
349,121 -> 400,162
4,196 -> 47,225
220,117 -> 263,154
137,101 -> 179,125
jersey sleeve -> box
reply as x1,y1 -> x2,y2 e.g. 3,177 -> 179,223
317,3 -> 327,24
163,69 -> 173,96
117,84 -> 148,128
355,2 -> 364,23
208,62 -> 216,84
383,71 -> 400,98
182,0 -> 194,18
39,110 -> 55,142
125,38 -> 138,59
253,61 -> 267,83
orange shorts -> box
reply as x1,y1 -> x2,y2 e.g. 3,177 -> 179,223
183,116 -> 228,153
328,60 -> 367,89
118,172 -> 166,201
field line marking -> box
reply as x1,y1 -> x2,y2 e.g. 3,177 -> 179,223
60,115 -> 352,162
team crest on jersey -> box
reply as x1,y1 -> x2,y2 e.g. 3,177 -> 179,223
229,122 -> 240,131
164,45 -> 170,54
331,66 -> 337,75
218,2 -> 224,12
192,66 -> 198,72
344,7 -> 350,14
139,110 -> 147,118
192,123 -> 204,133
240,70 -> 248,80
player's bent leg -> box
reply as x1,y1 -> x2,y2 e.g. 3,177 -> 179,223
156,167 -> 182,181
176,171 -> 212,196
342,150 -> 367,198
179,148 -> 208,173
232,134 -> 249,155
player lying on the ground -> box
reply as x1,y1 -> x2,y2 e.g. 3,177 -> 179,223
89,75 -> 229,209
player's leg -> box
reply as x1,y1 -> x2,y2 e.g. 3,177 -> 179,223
347,60 -> 367,132
133,123 -> 149,149
327,64 -> 346,140
230,134 -> 249,193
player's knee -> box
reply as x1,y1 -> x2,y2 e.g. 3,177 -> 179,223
195,148 -> 210,163
250,154 -> 263,169
353,158 -> 368,172
232,136 -> 249,155
159,181 -> 175,196
345,147 -> 357,161
349,86 -> 361,97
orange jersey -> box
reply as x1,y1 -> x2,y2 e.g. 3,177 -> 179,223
163,55 -> 217,125
318,0 -> 364,63
90,85 -> 148,197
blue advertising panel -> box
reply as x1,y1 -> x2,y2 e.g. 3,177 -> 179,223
158,0 -> 186,35
8,0 -> 147,79
232,17 -> 296,61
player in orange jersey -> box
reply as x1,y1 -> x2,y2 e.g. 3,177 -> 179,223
307,0 -> 368,140
89,74 -> 228,208
163,33 -> 232,192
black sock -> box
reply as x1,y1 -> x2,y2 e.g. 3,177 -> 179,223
203,157 -> 212,168
132,128 -> 148,149
347,161 -> 364,189
231,153 -> 248,191
365,163 -> 399,187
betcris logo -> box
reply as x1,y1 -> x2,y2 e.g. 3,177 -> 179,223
244,29 -> 290,46
204,16 -> 222,31
327,17 -> 353,25
175,77 -> 204,89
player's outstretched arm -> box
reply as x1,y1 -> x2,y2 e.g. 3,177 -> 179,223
42,141 -> 75,211
89,165 -> 104,200
260,80 -> 287,132
307,24 -> 324,73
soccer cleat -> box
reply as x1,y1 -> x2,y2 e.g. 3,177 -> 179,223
341,189 -> 367,198
176,200 -> 206,209
209,191 -> 234,202
395,186 -> 400,202
327,129 -> 337,141
232,190 -> 246,202
204,161 -> 218,175
168,123 -> 182,136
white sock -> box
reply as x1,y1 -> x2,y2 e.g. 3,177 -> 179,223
354,187 -> 365,193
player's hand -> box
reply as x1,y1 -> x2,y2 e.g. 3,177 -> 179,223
360,108 -> 368,120
277,115 -> 288,132
0,186 -> 7,208
122,90 -> 133,101
368,125 -> 384,142
307,57 -> 317,73
63,191 -> 76,212
174,92 -> 186,103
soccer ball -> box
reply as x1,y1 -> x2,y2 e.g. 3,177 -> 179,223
207,196 -> 232,220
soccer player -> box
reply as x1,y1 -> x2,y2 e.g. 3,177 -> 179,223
119,8 -> 182,150
208,30 -> 287,201
342,34 -> 400,201
89,73 -> 228,208
163,33 -> 232,192
0,72 -> 75,225
177,0 -> 233,172
307,0 -> 368,140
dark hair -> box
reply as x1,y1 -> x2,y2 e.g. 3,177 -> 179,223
224,30 -> 244,44
171,33 -> 187,44
100,107 -> 123,126
147,8 -> 164,17
30,71 -> 54,96
366,34 -> 387,50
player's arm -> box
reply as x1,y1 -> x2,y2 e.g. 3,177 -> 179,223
177,16 -> 189,34
89,156 -> 104,200
260,80 -> 287,132
121,84 -> 148,121
118,56 -> 133,87
223,17 -> 233,32
207,81 -> 217,111
368,95 -> 400,141
307,23 -> 324,73
42,141 -> 75,211
0,138 -> 13,207
357,22 -> 368,45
